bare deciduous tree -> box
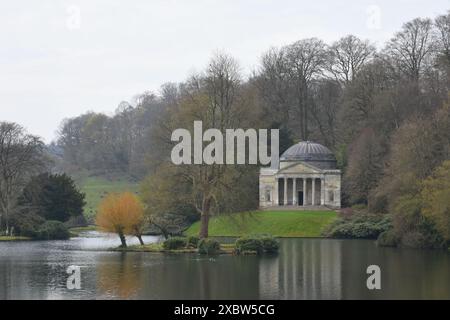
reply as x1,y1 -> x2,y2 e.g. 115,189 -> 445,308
0,122 -> 45,234
435,11 -> 450,62
164,52 -> 253,238
191,53 -> 243,238
329,35 -> 376,84
309,79 -> 342,148
285,38 -> 329,140
255,47 -> 292,124
384,18 -> 435,81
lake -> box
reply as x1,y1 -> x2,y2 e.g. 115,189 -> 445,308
0,232 -> 449,299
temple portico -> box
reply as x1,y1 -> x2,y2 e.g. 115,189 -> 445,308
259,141 -> 341,209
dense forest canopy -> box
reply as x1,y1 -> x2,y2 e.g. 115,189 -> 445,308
1,10 -> 450,245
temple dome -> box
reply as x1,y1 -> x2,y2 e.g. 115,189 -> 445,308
280,141 -> 337,169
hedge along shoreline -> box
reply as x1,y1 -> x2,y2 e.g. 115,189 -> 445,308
118,234 -> 280,255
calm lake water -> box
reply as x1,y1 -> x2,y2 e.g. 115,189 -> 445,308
0,232 -> 449,300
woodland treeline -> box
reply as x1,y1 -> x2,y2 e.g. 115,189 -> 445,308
2,11 -> 450,245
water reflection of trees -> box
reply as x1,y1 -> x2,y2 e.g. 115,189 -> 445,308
340,242 -> 450,299
97,253 -> 142,299
258,239 -> 450,300
138,255 -> 260,299
2,240 -> 449,299
94,240 -> 450,300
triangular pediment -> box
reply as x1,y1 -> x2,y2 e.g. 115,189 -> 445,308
277,161 -> 322,174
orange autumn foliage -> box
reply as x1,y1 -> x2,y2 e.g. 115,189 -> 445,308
96,192 -> 145,246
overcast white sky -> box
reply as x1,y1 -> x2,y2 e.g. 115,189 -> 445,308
1,0 -> 449,142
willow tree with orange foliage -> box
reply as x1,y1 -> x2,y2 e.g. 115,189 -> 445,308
96,192 -> 146,247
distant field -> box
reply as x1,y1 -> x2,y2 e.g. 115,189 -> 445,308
185,210 -> 338,238
78,176 -> 140,221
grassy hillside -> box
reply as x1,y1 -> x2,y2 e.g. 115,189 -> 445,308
185,210 -> 338,238
78,176 -> 140,221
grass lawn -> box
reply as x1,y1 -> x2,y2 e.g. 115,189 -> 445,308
77,176 -> 140,220
116,242 -> 235,254
185,210 -> 338,238
0,236 -> 32,241
116,243 -> 199,253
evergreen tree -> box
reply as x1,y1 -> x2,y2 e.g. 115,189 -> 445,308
18,173 -> 86,222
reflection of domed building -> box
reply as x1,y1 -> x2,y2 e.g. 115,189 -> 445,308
259,141 -> 341,208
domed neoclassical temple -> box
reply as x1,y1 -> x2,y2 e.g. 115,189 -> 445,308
259,141 -> 341,209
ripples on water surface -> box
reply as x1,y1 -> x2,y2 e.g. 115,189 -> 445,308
0,232 -> 449,300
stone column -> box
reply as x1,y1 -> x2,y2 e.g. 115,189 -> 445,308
283,177 -> 288,205
312,178 -> 316,206
275,178 -> 279,206
292,178 -> 297,205
320,178 -> 325,205
303,178 -> 307,206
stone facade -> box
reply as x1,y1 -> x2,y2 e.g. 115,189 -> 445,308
259,141 -> 341,209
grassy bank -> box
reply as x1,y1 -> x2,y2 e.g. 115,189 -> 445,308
77,176 -> 140,220
114,242 -> 235,254
0,236 -> 32,241
185,210 -> 337,238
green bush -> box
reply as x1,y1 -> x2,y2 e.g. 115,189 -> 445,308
162,237 -> 187,250
36,221 -> 70,240
186,235 -> 200,248
235,237 -> 263,254
325,214 -> 392,239
235,235 -> 279,254
260,235 -> 279,253
198,238 -> 221,255
377,230 -> 399,247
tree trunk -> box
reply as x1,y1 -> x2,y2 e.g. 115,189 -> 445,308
2,205 -> 10,236
137,235 -> 144,245
199,197 -> 211,239
199,213 -> 210,239
118,232 -> 127,247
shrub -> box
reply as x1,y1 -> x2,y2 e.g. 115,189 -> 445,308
400,218 -> 447,249
36,221 -> 70,240
351,204 -> 367,211
235,237 -> 263,254
400,231 -> 425,248
198,238 -> 221,255
10,212 -> 46,238
186,236 -> 200,248
162,237 -> 187,250
235,235 -> 280,254
260,235 -> 280,253
234,235 -> 280,254
324,214 -> 392,239
377,230 -> 399,247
